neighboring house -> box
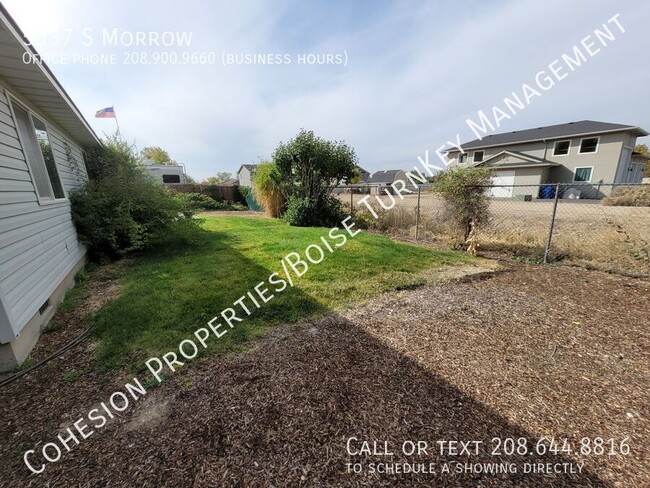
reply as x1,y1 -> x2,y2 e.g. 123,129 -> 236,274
220,178 -> 238,186
142,160 -> 186,184
355,165 -> 370,183
447,120 -> 648,198
0,6 -> 101,370
368,169 -> 410,194
237,164 -> 258,187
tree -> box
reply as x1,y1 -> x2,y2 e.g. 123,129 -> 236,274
203,172 -> 232,184
140,146 -> 176,165
185,175 -> 197,184
634,144 -> 648,155
272,129 -> 357,226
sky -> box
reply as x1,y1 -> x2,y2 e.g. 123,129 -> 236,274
3,0 -> 649,181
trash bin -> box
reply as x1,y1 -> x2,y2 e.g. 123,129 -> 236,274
540,185 -> 555,199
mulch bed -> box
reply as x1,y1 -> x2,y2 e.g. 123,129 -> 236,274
0,263 -> 648,487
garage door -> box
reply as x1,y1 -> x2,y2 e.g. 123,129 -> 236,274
490,170 -> 515,198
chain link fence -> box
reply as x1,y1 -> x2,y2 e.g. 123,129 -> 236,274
336,183 -> 650,276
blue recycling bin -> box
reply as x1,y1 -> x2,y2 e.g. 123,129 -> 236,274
541,185 -> 555,199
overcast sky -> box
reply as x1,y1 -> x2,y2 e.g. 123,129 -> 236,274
3,0 -> 649,180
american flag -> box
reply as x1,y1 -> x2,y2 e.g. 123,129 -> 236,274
95,106 -> 115,118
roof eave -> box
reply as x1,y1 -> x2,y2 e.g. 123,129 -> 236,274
449,126 -> 648,153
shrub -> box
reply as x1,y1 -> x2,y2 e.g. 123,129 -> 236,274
174,192 -> 221,210
284,195 -> 345,227
603,185 -> 650,207
70,134 -> 197,261
432,167 -> 492,243
252,161 -> 286,217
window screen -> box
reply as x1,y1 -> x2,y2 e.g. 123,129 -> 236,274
553,141 -> 570,155
574,167 -> 592,182
12,103 -> 54,199
579,138 -> 598,153
162,174 -> 181,183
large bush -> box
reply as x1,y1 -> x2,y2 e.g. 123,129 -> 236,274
283,195 -> 344,227
70,134 -> 196,260
432,167 -> 492,243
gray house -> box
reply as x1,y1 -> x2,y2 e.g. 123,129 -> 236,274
237,164 -> 258,187
0,6 -> 100,370
447,120 -> 648,198
368,170 -> 412,194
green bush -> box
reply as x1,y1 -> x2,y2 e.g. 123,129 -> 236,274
284,195 -> 344,227
174,192 -> 249,211
432,167 -> 492,243
174,192 -> 221,210
70,134 -> 197,261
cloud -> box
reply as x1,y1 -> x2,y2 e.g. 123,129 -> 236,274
3,0 -> 649,180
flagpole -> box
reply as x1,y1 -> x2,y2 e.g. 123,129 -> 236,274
112,106 -> 121,138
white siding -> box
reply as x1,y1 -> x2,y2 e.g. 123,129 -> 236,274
0,86 -> 87,343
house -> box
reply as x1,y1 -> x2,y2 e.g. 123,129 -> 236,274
220,178 -> 238,186
447,120 -> 648,198
237,164 -> 258,187
0,6 -> 101,370
355,165 -> 370,183
630,151 -> 649,184
368,169 -> 411,194
142,160 -> 186,184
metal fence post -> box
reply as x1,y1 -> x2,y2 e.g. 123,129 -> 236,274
542,183 -> 561,263
350,188 -> 354,216
415,186 -> 421,240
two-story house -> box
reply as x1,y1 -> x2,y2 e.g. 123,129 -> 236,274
447,120 -> 647,198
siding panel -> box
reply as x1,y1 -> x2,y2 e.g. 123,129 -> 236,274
0,85 -> 88,341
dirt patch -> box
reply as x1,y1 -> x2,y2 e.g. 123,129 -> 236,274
0,264 -> 647,486
126,394 -> 171,432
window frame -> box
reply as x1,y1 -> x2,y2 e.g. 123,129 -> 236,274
6,91 -> 68,205
162,174 -> 181,184
573,166 -> 594,183
473,150 -> 484,163
578,136 -> 600,154
552,140 -> 571,156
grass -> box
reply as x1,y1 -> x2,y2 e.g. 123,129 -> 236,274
86,215 -> 473,370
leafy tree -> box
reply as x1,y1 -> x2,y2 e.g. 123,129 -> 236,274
140,146 -> 176,165
204,172 -> 232,184
272,129 -> 357,226
348,167 -> 362,184
634,144 -> 648,155
184,174 -> 197,184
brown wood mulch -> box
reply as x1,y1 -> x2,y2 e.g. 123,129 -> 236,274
0,263 -> 648,487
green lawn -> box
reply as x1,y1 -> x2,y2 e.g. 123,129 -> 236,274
88,215 -> 473,370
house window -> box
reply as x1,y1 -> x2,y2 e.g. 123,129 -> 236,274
473,151 -> 484,163
459,153 -> 467,164
162,174 -> 181,183
553,140 -> 570,156
573,167 -> 593,182
12,102 -> 65,200
579,137 -> 599,154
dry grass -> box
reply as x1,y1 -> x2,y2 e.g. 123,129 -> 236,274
603,185 -> 650,207
343,192 -> 650,275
